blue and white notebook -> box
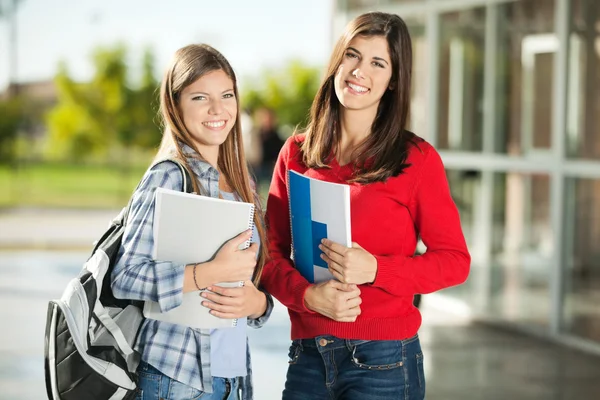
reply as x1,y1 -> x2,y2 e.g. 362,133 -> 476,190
288,170 -> 351,283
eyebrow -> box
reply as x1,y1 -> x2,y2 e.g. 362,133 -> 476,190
347,46 -> 390,66
188,89 -> 234,96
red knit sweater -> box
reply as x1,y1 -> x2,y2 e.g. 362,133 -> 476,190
261,134 -> 470,340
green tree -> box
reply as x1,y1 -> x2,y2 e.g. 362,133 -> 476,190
0,96 -> 22,164
242,60 -> 321,133
128,47 -> 161,149
46,45 -> 160,160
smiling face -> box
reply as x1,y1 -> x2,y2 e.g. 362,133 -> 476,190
333,35 -> 393,114
179,69 -> 237,158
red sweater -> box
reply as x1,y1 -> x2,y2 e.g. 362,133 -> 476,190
261,134 -> 470,340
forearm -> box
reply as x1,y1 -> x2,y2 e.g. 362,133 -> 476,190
111,257 -> 185,312
373,249 -> 470,296
261,258 -> 313,314
182,260 -> 223,292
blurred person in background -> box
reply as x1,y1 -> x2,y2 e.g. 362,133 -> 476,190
240,107 -> 263,176
110,44 -> 273,400
253,107 -> 284,185
260,12 -> 470,400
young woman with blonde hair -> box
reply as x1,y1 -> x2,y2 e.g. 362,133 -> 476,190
111,43 -> 272,400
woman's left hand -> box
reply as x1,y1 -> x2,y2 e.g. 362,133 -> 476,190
319,239 -> 378,285
200,280 -> 267,319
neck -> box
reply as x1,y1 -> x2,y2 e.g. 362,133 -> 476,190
195,143 -> 219,169
337,106 -> 377,162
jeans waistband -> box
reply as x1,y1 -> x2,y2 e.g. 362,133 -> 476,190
298,334 -> 419,351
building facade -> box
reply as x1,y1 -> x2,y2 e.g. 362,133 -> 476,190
334,0 -> 600,353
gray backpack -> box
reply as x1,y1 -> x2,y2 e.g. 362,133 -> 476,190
44,159 -> 193,400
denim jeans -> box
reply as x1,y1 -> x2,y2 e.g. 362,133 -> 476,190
136,361 -> 241,400
282,335 -> 425,400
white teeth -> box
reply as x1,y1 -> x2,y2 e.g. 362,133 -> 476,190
347,82 -> 368,93
203,120 -> 225,128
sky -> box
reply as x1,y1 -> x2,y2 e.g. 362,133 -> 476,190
0,0 -> 335,90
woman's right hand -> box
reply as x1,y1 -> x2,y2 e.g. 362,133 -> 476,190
304,280 -> 362,322
211,230 -> 258,282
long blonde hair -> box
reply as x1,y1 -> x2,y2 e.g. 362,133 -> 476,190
154,44 -> 268,285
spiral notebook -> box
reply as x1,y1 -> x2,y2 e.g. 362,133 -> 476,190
143,187 -> 255,329
288,170 -> 351,283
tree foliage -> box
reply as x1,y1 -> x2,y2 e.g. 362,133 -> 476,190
46,45 -> 160,160
241,60 -> 322,133
0,96 -> 23,164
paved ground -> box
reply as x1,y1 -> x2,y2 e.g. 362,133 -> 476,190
1,209 -> 600,399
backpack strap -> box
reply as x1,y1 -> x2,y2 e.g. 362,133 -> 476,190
121,158 -> 194,224
92,302 -> 135,356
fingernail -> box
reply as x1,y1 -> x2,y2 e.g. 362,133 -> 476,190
201,293 -> 207,298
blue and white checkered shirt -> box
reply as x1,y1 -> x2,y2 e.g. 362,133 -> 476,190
110,145 -> 272,399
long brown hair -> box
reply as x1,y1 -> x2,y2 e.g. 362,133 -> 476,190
154,44 -> 268,285
301,12 -> 419,183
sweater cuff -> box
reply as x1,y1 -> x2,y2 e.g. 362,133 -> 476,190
372,255 -> 410,289
293,281 -> 316,314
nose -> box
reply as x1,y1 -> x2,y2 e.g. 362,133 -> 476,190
208,98 -> 223,115
351,67 -> 364,80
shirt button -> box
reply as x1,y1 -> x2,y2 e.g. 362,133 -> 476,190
318,338 -> 328,347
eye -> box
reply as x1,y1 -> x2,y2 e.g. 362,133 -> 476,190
191,95 -> 206,101
223,93 -> 235,99
345,52 -> 358,59
372,61 -> 385,68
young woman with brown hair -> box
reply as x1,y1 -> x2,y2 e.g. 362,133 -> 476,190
260,12 -> 471,400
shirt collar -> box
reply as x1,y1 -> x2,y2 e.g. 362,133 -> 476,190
175,142 -> 219,180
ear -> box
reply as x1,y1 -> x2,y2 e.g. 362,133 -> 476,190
388,80 -> 395,91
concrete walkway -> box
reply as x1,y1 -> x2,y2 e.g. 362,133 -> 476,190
0,208 -> 120,249
1,209 -> 600,399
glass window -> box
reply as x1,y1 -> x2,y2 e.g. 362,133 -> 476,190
494,0 -> 556,155
407,19 -> 428,139
566,0 -> 600,160
490,172 -> 552,328
437,169 -> 481,303
437,8 -> 486,152
563,178 -> 600,343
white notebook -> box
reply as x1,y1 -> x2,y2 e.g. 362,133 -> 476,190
143,187 -> 255,329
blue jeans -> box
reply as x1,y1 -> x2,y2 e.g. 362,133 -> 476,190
136,361 -> 241,400
282,335 -> 425,400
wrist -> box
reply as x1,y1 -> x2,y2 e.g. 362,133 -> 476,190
190,261 -> 219,290
369,255 -> 378,284
249,291 -> 267,319
303,285 -> 316,312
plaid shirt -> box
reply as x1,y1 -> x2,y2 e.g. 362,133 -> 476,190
111,146 -> 272,399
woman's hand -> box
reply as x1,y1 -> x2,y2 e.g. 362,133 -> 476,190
200,280 -> 267,319
210,230 -> 259,283
304,280 -> 362,322
319,239 -> 378,285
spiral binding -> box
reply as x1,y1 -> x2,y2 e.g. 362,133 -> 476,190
242,204 -> 256,250
230,203 -> 256,328
286,169 -> 296,262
